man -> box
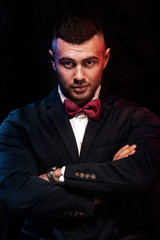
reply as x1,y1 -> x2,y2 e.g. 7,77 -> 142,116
0,13 -> 160,240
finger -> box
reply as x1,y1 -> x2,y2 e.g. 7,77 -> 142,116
125,149 -> 136,157
129,144 -> 137,150
113,148 -> 136,161
113,144 -> 132,160
116,145 -> 136,159
113,145 -> 129,160
119,144 -> 136,156
123,145 -> 136,155
113,144 -> 136,161
120,144 -> 136,152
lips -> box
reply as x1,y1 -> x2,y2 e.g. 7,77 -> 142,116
72,85 -> 89,93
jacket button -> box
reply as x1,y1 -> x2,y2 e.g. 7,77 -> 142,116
91,173 -> 96,179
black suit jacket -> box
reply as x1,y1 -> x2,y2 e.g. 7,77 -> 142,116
0,86 -> 160,240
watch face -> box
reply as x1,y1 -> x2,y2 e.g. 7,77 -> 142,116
47,166 -> 58,173
52,166 -> 58,171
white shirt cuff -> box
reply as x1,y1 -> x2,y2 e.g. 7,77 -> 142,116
59,166 -> 66,182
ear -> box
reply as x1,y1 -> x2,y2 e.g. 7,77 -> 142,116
103,48 -> 110,69
49,49 -> 56,71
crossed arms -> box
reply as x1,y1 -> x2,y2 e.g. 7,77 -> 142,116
0,103 -> 160,218
39,144 -> 137,206
39,144 -> 137,183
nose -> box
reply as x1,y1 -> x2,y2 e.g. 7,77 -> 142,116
74,65 -> 85,84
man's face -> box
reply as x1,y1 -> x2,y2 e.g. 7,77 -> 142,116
51,34 -> 110,106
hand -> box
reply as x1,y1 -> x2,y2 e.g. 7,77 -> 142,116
39,168 -> 62,182
52,168 -> 62,182
39,173 -> 48,181
113,144 -> 136,161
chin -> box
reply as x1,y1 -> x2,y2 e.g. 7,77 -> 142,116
74,96 -> 93,107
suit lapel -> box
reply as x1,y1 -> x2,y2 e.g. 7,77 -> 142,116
45,87 -> 113,164
80,99 -> 112,163
45,89 -> 79,164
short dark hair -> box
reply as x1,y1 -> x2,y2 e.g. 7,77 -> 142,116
52,12 -> 104,45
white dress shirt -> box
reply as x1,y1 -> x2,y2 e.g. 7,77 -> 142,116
58,85 -> 101,181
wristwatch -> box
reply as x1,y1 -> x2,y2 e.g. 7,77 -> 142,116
46,166 -> 58,183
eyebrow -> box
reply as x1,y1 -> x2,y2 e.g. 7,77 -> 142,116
59,56 -> 99,62
59,57 -> 75,62
82,56 -> 99,61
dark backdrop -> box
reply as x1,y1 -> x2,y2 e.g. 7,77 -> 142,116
0,0 -> 160,239
0,0 -> 160,123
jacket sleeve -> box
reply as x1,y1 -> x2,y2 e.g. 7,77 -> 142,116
0,112 -> 94,219
64,107 -> 160,198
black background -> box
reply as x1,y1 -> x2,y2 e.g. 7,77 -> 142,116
0,0 -> 160,123
0,0 -> 160,239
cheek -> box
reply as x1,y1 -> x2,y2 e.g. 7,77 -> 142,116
56,67 -> 73,85
88,67 -> 103,84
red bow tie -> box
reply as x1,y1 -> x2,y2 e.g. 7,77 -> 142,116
64,98 -> 101,120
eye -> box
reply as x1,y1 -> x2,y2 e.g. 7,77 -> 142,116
83,60 -> 94,68
62,61 -> 75,69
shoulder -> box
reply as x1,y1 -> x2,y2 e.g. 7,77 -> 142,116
102,92 -> 160,126
0,89 -> 57,128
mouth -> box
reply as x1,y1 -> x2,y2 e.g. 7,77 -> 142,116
72,85 -> 89,93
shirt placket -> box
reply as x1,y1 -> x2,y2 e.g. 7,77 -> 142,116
74,114 -> 87,155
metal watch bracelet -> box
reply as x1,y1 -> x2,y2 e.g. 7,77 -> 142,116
46,166 -> 58,183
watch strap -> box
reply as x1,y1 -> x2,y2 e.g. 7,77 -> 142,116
46,166 -> 58,183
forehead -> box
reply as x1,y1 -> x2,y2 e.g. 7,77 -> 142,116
52,35 -> 105,59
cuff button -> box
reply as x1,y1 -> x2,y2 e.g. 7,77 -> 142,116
85,173 -> 90,179
80,173 -> 85,178
75,172 -> 79,177
91,173 -> 96,179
